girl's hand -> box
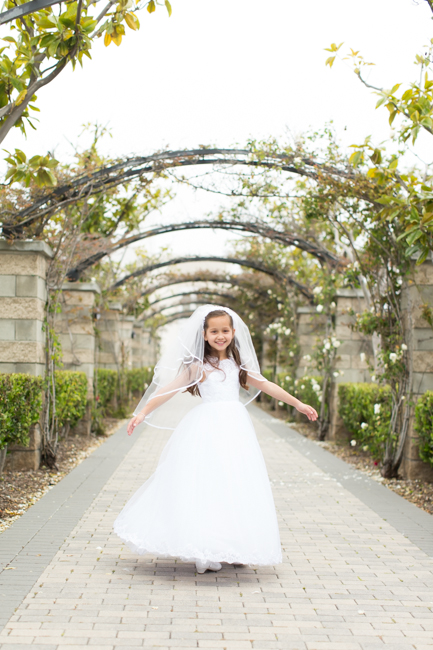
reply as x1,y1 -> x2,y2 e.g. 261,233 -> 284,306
296,402 -> 318,421
127,412 -> 145,436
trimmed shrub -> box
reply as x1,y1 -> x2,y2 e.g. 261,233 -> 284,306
126,367 -> 153,396
260,369 -> 273,403
338,382 -> 392,459
415,391 -> 433,466
0,374 -> 43,450
54,371 -> 88,432
95,369 -> 118,410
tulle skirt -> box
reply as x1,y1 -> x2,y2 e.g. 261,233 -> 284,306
113,400 -> 282,565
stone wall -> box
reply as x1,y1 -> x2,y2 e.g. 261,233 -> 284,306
0,241 -> 53,376
400,255 -> 433,480
296,306 -> 326,378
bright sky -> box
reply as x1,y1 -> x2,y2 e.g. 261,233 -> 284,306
6,0 -> 433,270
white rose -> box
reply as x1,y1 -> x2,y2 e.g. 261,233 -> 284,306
313,286 -> 322,295
289,351 -> 294,357
360,352 -> 366,363
363,445 -> 369,452
316,304 -> 324,313
285,376 -> 290,381
333,371 -> 339,378
330,301 -> 336,308
324,342 -> 331,351
360,422 -> 368,430
332,339 -> 341,348
301,385 -> 305,390
401,343 -> 408,351
374,403 -> 381,415
389,352 -> 398,363
278,401 -> 284,406
350,440 -> 357,447
371,375 -> 376,382
285,328 -> 291,336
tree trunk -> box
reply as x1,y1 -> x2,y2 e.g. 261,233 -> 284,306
0,446 -> 7,477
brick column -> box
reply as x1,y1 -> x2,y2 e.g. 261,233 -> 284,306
401,255 -> 433,480
296,306 -> 326,378
96,303 -> 122,370
0,240 -> 53,375
329,289 -> 373,440
55,282 -> 101,435
119,315 -> 134,371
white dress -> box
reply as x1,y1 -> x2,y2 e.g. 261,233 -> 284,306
114,358 -> 282,565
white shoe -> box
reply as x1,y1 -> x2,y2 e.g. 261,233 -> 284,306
195,560 -> 222,574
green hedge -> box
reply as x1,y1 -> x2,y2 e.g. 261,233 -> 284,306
415,391 -> 433,466
294,375 -> 323,415
54,371 -> 88,432
338,382 -> 392,459
95,369 -> 118,410
0,374 -> 43,450
126,367 -> 153,395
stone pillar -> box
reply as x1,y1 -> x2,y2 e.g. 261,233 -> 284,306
329,289 -> 373,441
131,321 -> 145,368
56,282 -> 101,435
96,303 -> 122,370
400,255 -> 433,480
0,240 -> 53,376
296,306 -> 326,378
58,282 -> 101,394
119,316 -> 134,371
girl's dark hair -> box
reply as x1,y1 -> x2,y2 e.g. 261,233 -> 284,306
186,309 -> 249,396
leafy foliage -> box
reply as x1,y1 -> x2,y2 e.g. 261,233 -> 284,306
0,374 -> 43,449
338,383 -> 392,459
53,370 -> 88,432
414,391 -> 433,466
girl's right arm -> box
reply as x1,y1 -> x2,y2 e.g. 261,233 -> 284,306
127,364 -> 200,435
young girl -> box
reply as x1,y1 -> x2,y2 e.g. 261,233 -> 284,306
114,305 -> 318,573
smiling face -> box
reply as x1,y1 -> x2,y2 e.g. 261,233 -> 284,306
204,314 -> 235,357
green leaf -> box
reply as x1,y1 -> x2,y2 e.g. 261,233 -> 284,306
388,158 -> 398,171
416,248 -> 429,265
325,56 -> 335,68
147,0 -> 156,13
165,0 -> 172,16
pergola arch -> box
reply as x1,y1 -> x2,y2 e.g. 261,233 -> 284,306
147,290 -> 240,309
142,300 -> 214,322
4,147 -> 363,237
112,255 -> 314,302
67,219 -> 341,281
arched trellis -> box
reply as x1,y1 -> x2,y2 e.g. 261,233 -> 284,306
66,219 -> 341,280
112,255 -> 314,302
157,310 -> 196,327
143,300 -> 215,322
135,272 -> 276,305
3,147 -> 365,237
147,290 -> 241,310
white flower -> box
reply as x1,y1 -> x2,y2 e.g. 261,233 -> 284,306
267,289 -> 272,295
360,352 -> 366,363
312,383 -> 321,393
371,375 -> 376,382
318,396 -> 322,402
285,328 -> 291,336
363,445 -> 369,452
278,401 -> 284,406
332,339 -> 341,348
389,352 -> 398,363
249,313 -> 254,319
324,341 -> 331,351
401,343 -> 408,351
313,286 -> 322,295
333,371 -> 339,378
374,403 -> 381,415
285,376 -> 290,381
350,440 -> 357,447
289,351 -> 294,357
360,422 -> 368,430
303,354 -> 311,361
316,304 -> 324,313
278,303 -> 282,310
300,385 -> 305,390
330,301 -> 336,308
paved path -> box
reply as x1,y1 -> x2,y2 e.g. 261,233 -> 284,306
1,405 -> 433,650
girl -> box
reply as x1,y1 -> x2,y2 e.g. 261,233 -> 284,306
114,305 -> 318,573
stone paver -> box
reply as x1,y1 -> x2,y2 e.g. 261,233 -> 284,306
1,405 -> 433,650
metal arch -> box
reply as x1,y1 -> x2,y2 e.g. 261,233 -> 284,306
142,300 -> 214,322
0,0 -> 63,25
66,219 -> 341,280
111,255 -> 314,302
147,290 -> 238,309
137,273 -> 274,302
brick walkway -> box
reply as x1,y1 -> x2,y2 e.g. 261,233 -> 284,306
1,406 -> 433,650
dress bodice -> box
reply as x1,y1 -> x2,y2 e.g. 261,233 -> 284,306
199,358 -> 240,403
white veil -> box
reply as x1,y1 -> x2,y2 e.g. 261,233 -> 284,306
134,304 -> 266,430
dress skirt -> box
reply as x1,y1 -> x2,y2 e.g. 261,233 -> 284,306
113,400 -> 282,565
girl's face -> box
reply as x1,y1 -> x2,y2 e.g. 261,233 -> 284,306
204,315 -> 235,354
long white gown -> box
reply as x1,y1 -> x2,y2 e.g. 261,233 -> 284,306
113,358 -> 282,565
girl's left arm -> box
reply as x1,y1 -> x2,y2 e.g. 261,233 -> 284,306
247,374 -> 318,421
